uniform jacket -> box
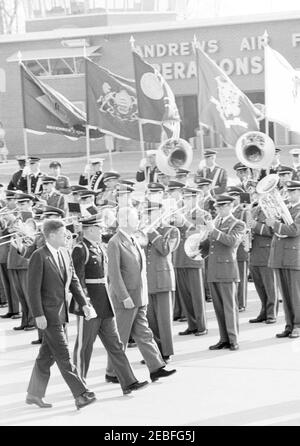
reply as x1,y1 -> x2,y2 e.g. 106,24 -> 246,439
206,215 -> 246,283
28,245 -> 88,326
197,165 -> 228,195
233,205 -> 250,262
250,206 -> 274,267
79,171 -> 105,191
7,170 -> 23,191
268,203 -> 300,270
107,231 -> 148,309
17,172 -> 45,194
145,227 -> 176,294
70,238 -> 114,319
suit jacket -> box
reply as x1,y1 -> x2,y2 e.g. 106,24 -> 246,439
250,206 -> 274,267
28,245 -> 88,326
107,231 -> 148,309
268,203 -> 300,270
197,165 -> 228,195
207,215 -> 246,283
145,227 -> 176,294
70,239 -> 114,319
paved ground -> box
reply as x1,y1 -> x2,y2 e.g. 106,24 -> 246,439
1,286 -> 300,427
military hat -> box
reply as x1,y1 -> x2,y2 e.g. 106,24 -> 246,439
143,201 -> 163,212
195,177 -> 213,187
290,148 -> 300,156
5,191 -> 17,199
204,150 -> 217,158
117,184 -> 135,194
77,190 -> 98,199
97,200 -> 118,208
157,170 -> 170,178
102,171 -> 120,183
176,169 -> 190,176
147,182 -> 165,192
16,156 -> 27,162
49,161 -> 62,169
42,175 -> 57,184
91,158 -> 104,165
120,179 -> 136,187
167,181 -> 185,191
215,195 -> 236,206
80,215 -> 105,227
70,185 -> 88,194
29,157 -> 41,164
286,181 -> 300,191
182,187 -> 199,196
233,162 -> 248,171
278,165 -> 294,175
227,186 -> 244,196
15,193 -> 35,202
43,206 -> 65,218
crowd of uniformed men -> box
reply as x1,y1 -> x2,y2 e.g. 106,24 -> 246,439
1,145 -> 300,387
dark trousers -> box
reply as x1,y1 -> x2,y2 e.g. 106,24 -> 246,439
173,288 -> 185,319
209,282 -> 239,344
147,292 -> 174,357
237,261 -> 248,309
9,269 -> 34,327
0,268 -> 7,304
73,316 -> 136,390
274,268 -> 300,332
250,265 -> 279,320
176,268 -> 207,332
27,325 -> 87,399
204,257 -> 211,300
0,264 -> 19,314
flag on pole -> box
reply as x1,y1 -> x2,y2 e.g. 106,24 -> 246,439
20,63 -> 101,139
85,58 -> 164,142
265,45 -> 300,132
194,42 -> 260,146
132,50 -> 181,139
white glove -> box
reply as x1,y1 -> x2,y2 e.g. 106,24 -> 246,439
83,305 -> 97,321
139,158 -> 148,170
22,165 -> 31,177
123,297 -> 135,310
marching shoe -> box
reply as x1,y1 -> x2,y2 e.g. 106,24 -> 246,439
150,367 -> 176,382
266,318 -> 277,325
26,394 -> 52,409
24,326 -> 36,332
289,329 -> 300,339
195,330 -> 208,337
11,313 -> 22,320
179,328 -> 198,336
209,341 -> 230,351
123,381 -> 149,395
1,313 -> 15,319
85,390 -> 96,399
75,392 -> 96,411
229,343 -> 240,351
179,317 -> 187,322
249,317 -> 266,324
276,330 -> 292,338
13,326 -> 25,331
31,339 -> 42,345
105,374 -> 119,384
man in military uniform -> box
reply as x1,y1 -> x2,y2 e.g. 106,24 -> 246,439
290,148 -> 300,181
146,182 -> 165,205
41,176 -> 67,214
268,181 -> 300,339
49,161 -> 71,195
143,202 -> 176,362
136,150 -> 158,184
97,171 -> 120,204
278,166 -> 294,201
71,216 -> 148,395
259,147 -> 283,180
233,163 -> 256,194
7,157 -> 26,191
205,195 -> 246,351
17,157 -> 45,195
77,190 -> 98,217
79,159 -> 105,191
196,150 -> 228,195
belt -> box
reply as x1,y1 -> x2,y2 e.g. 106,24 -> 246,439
85,278 -> 106,285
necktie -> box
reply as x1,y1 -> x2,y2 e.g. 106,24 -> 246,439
57,251 -> 65,279
131,237 -> 141,266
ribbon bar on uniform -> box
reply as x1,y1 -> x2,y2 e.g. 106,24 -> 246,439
85,278 -> 106,285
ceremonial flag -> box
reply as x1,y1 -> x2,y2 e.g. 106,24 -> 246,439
20,63 -> 101,139
194,43 -> 260,147
265,45 -> 300,132
132,50 -> 181,139
85,58 -> 163,142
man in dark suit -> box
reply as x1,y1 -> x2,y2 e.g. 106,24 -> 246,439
71,216 -> 148,395
26,219 -> 97,410
107,207 -> 176,382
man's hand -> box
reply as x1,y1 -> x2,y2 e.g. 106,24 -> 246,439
35,316 -> 47,331
83,305 -> 97,321
123,297 -> 135,310
266,218 -> 276,228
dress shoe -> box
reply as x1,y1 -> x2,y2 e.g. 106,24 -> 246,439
209,341 -> 230,351
13,326 -> 25,331
26,394 -> 52,409
179,317 -> 187,322
1,313 -> 14,319
266,318 -> 277,325
105,374 -> 119,384
24,326 -> 36,332
11,313 -> 22,320
249,317 -> 266,324
195,329 -> 208,337
289,329 -> 300,339
31,339 -> 42,345
276,330 -> 292,338
75,392 -> 96,411
150,367 -> 176,382
229,343 -> 240,351
85,390 -> 96,399
123,381 -> 149,395
179,328 -> 198,336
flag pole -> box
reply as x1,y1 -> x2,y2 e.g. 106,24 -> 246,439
18,52 -> 31,193
105,134 -> 114,170
263,31 -> 270,138
84,44 -> 92,189
193,35 -> 205,160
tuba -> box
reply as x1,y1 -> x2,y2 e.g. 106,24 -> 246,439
256,174 -> 293,225
184,227 -> 209,261
156,138 -> 193,176
235,131 -> 276,169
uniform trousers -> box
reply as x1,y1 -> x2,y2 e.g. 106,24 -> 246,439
274,268 -> 300,331
106,305 -> 165,377
173,288 -> 185,320
9,269 -> 34,327
73,316 -> 137,390
209,282 -> 239,344
27,325 -> 87,399
237,261 -> 248,309
0,264 -> 19,314
250,265 -> 279,320
175,268 -> 207,332
147,292 -> 174,357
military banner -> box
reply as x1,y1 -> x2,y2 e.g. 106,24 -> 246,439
194,42 -> 260,147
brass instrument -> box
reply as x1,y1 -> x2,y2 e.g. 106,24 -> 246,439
156,138 -> 193,176
235,131 -> 276,169
183,205 -> 213,261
